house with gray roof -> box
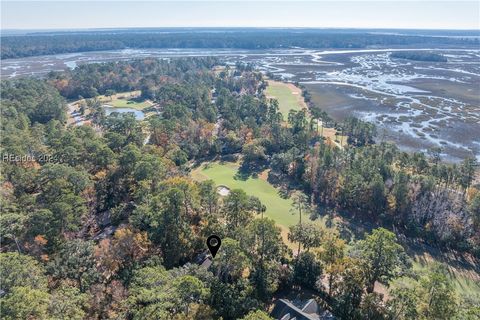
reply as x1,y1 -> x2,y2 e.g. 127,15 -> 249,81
270,298 -> 335,320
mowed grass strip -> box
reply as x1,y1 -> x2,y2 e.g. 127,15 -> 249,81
104,99 -> 150,110
98,90 -> 151,110
265,80 -> 306,117
192,162 -> 299,228
191,161 -> 321,251
265,80 -> 348,148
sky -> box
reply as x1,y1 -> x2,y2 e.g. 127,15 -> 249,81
1,1 -> 479,30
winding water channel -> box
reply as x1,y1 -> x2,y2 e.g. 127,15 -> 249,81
2,47 -> 479,161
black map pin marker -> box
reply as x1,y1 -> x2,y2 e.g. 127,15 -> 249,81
206,235 -> 221,258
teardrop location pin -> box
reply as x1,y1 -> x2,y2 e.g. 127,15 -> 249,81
206,235 -> 221,258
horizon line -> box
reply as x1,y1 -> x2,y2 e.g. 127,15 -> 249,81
2,26 -> 480,32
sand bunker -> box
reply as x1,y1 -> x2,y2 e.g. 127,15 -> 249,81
217,185 -> 231,196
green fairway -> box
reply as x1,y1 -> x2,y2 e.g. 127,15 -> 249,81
103,99 -> 150,110
265,80 -> 348,147
265,80 -> 306,117
192,162 -> 301,227
98,90 -> 150,110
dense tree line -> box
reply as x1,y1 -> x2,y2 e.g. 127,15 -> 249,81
390,51 -> 448,62
2,29 -> 479,59
264,111 -> 479,254
46,57 -> 218,99
1,58 -> 478,319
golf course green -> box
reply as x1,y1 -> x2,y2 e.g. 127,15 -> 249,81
192,162 -> 301,227
98,90 -> 151,110
265,80 -> 306,117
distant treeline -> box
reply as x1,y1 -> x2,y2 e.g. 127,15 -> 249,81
390,51 -> 448,62
2,29 -> 479,59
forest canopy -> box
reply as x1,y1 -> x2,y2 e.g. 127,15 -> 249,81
0,57 -> 478,319
2,28 -> 479,59
390,51 -> 448,62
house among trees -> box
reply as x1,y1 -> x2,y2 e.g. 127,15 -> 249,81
195,251 -> 213,269
271,299 -> 335,320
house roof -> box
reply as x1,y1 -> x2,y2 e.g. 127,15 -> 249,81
195,251 -> 213,269
200,256 -> 213,269
271,299 -> 335,320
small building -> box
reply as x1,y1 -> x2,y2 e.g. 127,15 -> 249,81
195,251 -> 213,269
271,299 -> 335,320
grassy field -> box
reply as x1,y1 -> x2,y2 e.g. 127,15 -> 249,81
410,252 -> 480,297
192,162 -> 299,227
265,80 -> 347,148
98,90 -> 151,110
383,258 -> 480,298
191,161 -> 329,250
265,80 -> 306,117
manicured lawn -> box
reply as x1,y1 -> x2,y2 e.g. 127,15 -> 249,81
265,80 -> 348,148
192,162 -> 300,227
265,80 -> 306,117
103,99 -> 150,110
191,161 -> 329,251
98,90 -> 150,110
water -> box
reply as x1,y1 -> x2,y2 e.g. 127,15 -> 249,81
3,47 -> 476,79
102,105 -> 145,120
2,47 -> 478,161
